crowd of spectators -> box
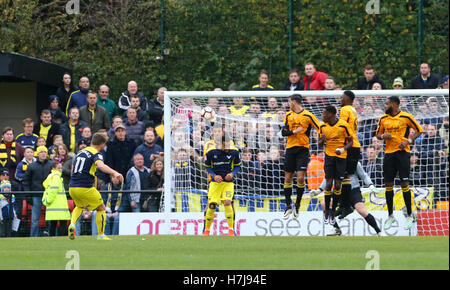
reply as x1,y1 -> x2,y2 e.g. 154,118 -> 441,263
0,63 -> 448,237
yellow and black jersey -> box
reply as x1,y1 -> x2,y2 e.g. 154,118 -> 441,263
376,111 -> 423,154
283,109 -> 321,149
228,105 -> 250,116
319,119 -> 352,159
339,105 -> 361,148
203,139 -> 237,156
251,84 -> 274,90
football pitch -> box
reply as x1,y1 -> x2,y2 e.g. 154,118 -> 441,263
0,235 -> 448,270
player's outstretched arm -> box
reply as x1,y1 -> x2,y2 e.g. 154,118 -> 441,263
96,160 -> 124,183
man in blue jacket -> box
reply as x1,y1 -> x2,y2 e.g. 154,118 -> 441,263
133,129 -> 163,168
66,76 -> 90,115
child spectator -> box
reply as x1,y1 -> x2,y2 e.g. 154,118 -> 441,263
58,144 -> 74,189
81,126 -> 92,144
52,143 -> 68,164
42,162 -> 70,236
15,147 -> 36,184
48,135 -> 64,159
34,137 -> 47,157
0,180 -> 18,237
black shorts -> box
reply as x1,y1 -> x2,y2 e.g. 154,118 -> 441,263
383,151 -> 410,183
348,188 -> 364,206
346,147 -> 361,175
324,154 -> 347,181
284,146 -> 310,173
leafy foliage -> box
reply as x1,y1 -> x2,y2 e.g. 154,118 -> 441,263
0,0 -> 448,97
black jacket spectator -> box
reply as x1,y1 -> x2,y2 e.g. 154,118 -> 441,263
236,160 -> 256,194
118,91 -> 148,113
281,80 -> 304,91
357,74 -> 385,90
411,73 -> 440,89
22,158 -> 53,192
56,83 -> 78,114
33,122 -> 60,149
147,97 -> 164,127
59,119 -> 88,152
48,95 -> 68,125
105,136 -> 136,178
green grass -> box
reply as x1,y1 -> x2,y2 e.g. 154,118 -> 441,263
0,235 -> 448,270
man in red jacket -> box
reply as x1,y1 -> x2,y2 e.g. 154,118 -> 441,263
302,62 -> 328,91
303,62 -> 329,104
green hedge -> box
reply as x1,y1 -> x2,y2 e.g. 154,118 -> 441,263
0,0 -> 448,100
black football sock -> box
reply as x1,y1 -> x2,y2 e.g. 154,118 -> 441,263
332,189 -> 342,212
341,178 -> 351,208
365,213 -> 381,233
284,183 -> 293,208
333,221 -> 341,230
324,191 -> 332,213
385,186 -> 394,216
402,186 -> 412,216
295,182 -> 305,209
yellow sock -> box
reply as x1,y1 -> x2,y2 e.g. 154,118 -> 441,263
204,207 -> 215,231
96,210 -> 106,236
70,206 -> 83,226
224,204 -> 234,230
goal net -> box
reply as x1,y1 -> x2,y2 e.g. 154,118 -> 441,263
163,89 -> 449,236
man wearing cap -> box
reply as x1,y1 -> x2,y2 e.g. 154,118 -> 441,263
0,168 -> 20,192
411,62 -> 440,89
105,124 -> 136,179
22,146 -> 53,237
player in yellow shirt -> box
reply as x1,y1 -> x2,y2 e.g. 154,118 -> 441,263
319,105 -> 353,225
375,96 -> 423,230
338,90 -> 362,217
281,94 -> 321,219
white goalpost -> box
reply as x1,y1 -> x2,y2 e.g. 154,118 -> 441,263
158,89 -> 449,236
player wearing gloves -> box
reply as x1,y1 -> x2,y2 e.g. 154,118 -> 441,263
311,161 -> 382,236
280,94 -> 321,220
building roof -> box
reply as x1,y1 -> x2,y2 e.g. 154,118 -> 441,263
0,52 -> 72,87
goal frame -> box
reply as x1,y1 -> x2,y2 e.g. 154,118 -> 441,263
162,89 -> 449,235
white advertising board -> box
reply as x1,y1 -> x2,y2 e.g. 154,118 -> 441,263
119,211 -> 416,236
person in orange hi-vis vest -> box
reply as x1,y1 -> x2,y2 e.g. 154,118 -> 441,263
307,152 -> 325,190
